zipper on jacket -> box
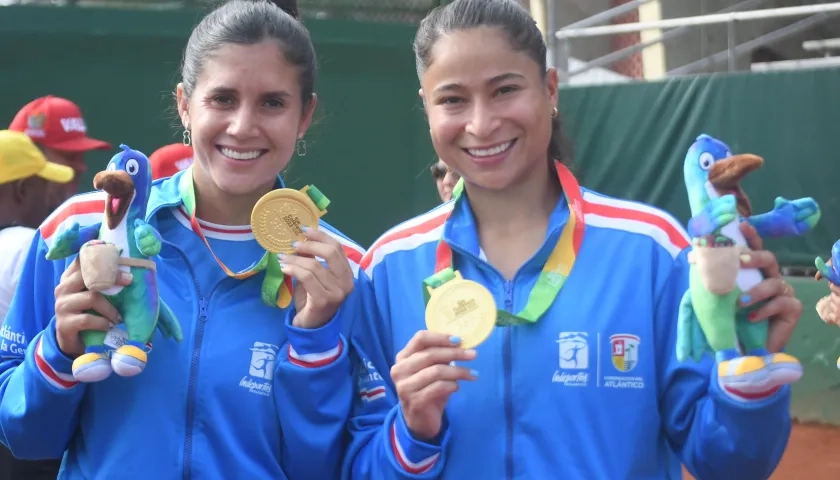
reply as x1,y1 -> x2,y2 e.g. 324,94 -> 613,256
170,244 -> 223,480
503,280 -> 515,480
445,236 -> 560,480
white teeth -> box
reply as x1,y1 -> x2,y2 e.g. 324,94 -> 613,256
220,148 -> 262,160
467,141 -> 513,157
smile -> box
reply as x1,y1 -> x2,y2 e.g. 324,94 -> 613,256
217,146 -> 268,161
464,140 -> 516,158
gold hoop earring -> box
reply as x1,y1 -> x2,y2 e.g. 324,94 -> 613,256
551,107 -> 558,118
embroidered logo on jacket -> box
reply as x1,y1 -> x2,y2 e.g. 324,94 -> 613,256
240,342 -> 279,397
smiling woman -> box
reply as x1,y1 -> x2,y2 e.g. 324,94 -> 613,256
0,0 -> 370,478
344,1 -> 801,479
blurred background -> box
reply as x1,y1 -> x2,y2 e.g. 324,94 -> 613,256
2,0 -> 839,477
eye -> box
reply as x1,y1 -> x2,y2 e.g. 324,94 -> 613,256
212,95 -> 234,106
698,152 -> 714,171
264,98 -> 285,108
495,85 -> 519,96
439,96 -> 463,105
125,159 -> 140,176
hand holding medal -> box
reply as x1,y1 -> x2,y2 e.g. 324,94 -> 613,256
182,169 -> 353,329
394,162 -> 587,440
390,271 -> 495,440
251,187 -> 355,330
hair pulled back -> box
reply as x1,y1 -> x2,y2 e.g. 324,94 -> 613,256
413,0 -> 572,164
181,0 -> 315,109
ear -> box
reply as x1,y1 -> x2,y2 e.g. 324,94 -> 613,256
545,67 -> 560,110
176,83 -> 190,129
297,93 -> 318,138
12,178 -> 35,204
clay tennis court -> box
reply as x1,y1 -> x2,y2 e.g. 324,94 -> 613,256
683,422 -> 840,479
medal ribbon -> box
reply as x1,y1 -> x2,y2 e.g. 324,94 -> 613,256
179,168 -> 329,309
422,161 -> 586,326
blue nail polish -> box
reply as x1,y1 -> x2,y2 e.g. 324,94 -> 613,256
291,241 -> 300,248
450,336 -> 461,345
470,369 -> 479,378
741,295 -> 751,304
301,225 -> 310,232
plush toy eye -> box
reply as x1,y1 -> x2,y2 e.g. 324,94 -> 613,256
125,159 -> 140,176
698,152 -> 714,171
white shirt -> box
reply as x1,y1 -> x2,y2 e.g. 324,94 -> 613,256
0,226 -> 37,323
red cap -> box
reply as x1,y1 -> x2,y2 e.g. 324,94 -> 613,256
8,96 -> 111,152
149,143 -> 194,180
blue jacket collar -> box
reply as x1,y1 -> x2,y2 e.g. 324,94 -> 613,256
146,170 -> 287,221
442,191 -> 571,272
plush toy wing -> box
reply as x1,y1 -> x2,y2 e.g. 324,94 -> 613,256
815,257 -> 831,281
677,290 -> 712,362
156,300 -> 183,342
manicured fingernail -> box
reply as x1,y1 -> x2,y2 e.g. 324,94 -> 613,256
278,253 -> 287,260
740,295 -> 751,305
740,254 -> 751,263
301,225 -> 310,232
122,273 -> 133,282
470,369 -> 479,378
450,336 -> 461,345
291,241 -> 301,248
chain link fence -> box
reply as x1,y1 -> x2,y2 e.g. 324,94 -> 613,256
0,0 -> 449,23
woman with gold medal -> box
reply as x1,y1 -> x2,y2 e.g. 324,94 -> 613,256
0,1 -> 367,478
345,0 -> 803,478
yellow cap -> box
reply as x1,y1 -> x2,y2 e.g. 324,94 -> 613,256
0,130 -> 75,185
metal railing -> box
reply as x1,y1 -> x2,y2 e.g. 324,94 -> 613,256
552,1 -> 840,82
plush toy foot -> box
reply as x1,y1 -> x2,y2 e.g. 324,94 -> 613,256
111,343 -> 147,377
763,352 -> 803,385
717,355 -> 778,398
72,352 -> 112,382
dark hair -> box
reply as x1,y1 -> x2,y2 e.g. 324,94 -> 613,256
414,0 -> 572,165
430,161 -> 447,180
181,0 -> 315,110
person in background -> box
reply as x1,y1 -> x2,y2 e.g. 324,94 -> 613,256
0,129 -> 76,480
8,95 -> 111,198
149,143 -> 194,180
0,0 -> 367,478
430,159 -> 460,202
345,0 -> 800,478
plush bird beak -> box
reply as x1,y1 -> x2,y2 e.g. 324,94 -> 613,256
93,170 -> 134,230
708,154 -> 764,217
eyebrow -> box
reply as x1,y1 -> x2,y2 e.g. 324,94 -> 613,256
206,86 -> 292,99
433,72 -> 526,94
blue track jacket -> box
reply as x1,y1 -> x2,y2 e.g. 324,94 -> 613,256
0,170 -> 366,479
345,189 -> 791,480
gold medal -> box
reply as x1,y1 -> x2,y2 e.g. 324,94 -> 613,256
251,186 -> 326,254
425,271 -> 497,349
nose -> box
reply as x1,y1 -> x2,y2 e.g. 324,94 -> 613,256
464,100 -> 501,139
226,106 -> 259,139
